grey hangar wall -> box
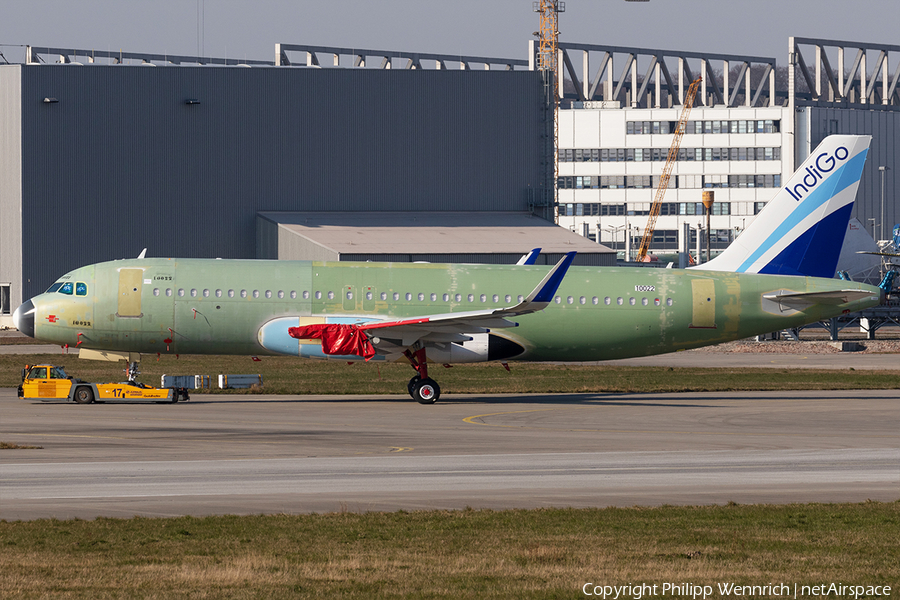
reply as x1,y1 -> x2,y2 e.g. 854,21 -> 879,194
0,64 -> 546,303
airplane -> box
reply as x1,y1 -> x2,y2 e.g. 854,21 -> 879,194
13,135 -> 885,404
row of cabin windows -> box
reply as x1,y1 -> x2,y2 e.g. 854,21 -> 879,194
149,287 -> 676,308
559,174 -> 781,190
561,147 -> 781,162
627,119 -> 780,135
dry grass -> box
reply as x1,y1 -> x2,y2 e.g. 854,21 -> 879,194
2,353 -> 900,396
1,503 -> 898,599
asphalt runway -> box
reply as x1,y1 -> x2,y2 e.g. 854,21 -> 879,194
1,388 -> 898,520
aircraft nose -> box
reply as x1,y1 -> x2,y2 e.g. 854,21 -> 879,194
13,299 -> 36,338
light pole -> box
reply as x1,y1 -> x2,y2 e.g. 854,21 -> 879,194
879,166 -> 890,242
607,224 -> 626,259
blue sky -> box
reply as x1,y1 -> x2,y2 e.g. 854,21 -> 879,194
1,0 -> 896,64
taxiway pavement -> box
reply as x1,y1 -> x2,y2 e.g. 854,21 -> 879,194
1,388 -> 898,520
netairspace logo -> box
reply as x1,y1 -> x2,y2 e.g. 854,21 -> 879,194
581,582 -> 892,599
785,146 -> 850,202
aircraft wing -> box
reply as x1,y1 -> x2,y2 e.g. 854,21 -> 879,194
288,252 -> 576,356
359,252 -> 576,345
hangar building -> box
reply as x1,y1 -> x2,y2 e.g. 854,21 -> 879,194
0,44 -> 614,322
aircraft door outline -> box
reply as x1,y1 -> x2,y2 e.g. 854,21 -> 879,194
117,268 -> 144,318
689,279 -> 717,329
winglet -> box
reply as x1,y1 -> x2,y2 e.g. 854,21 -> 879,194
527,252 -> 576,304
516,248 -> 542,265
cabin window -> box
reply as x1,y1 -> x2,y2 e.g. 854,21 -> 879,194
429,293 -> 436,301
346,291 -> 353,300
455,294 -> 462,302
505,295 -> 512,303
393,292 -> 400,301
253,290 -> 260,299
480,294 -> 487,303
380,292 -> 387,300
265,291 -> 272,299
629,297 -> 636,306
190,289 -> 197,297
592,297 -> 599,305
667,298 -> 674,306
166,289 -> 173,297
178,289 -> 185,297
468,294 -> 474,302
326,291 -> 334,300
406,293 -> 412,301
366,292 -> 372,301
580,297 -> 586,305
290,291 -> 296,299
418,293 -> 425,301
554,296 -> 561,304
492,294 -> 499,303
443,293 -> 450,302
278,291 -> 284,299
76,282 -> 88,296
518,295 -> 524,302
153,288 -> 160,296
654,298 -> 661,306
302,291 -> 309,299
642,298 -> 648,306
617,297 -> 623,305
203,289 -> 210,297
314,291 -> 321,299
605,297 -> 611,305
216,290 -> 223,298
567,296 -> 574,304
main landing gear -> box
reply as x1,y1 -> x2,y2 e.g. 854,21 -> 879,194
404,347 -> 440,404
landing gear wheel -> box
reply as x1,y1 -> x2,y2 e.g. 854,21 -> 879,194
411,378 -> 440,404
73,386 -> 94,404
407,375 -> 421,399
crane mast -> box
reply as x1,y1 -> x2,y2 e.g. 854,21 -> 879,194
636,76 -> 702,262
534,1 -> 564,223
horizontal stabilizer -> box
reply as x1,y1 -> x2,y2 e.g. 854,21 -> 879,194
763,289 -> 878,306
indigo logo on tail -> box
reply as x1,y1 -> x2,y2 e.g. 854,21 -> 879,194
786,146 -> 850,201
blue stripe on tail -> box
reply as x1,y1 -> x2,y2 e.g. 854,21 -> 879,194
757,203 -> 854,277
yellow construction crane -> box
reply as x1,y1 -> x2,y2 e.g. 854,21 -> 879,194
636,76 -> 702,262
533,1 -> 564,222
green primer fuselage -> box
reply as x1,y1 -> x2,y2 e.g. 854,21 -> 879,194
30,258 -> 882,362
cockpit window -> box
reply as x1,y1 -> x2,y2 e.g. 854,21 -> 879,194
59,283 -> 74,295
75,282 -> 87,296
46,283 -> 63,293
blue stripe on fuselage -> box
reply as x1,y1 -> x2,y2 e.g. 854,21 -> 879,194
736,149 -> 867,273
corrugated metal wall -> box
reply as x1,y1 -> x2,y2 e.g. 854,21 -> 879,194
0,66 -> 23,310
18,65 -> 545,298
806,107 -> 900,239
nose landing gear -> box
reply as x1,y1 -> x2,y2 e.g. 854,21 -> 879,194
404,347 -> 440,404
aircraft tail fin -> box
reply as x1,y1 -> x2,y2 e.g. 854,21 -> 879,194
694,135 -> 871,278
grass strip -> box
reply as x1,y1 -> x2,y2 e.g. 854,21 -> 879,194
3,354 -> 899,395
1,503 -> 898,599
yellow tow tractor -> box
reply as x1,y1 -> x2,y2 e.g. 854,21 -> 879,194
17,364 -> 176,404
